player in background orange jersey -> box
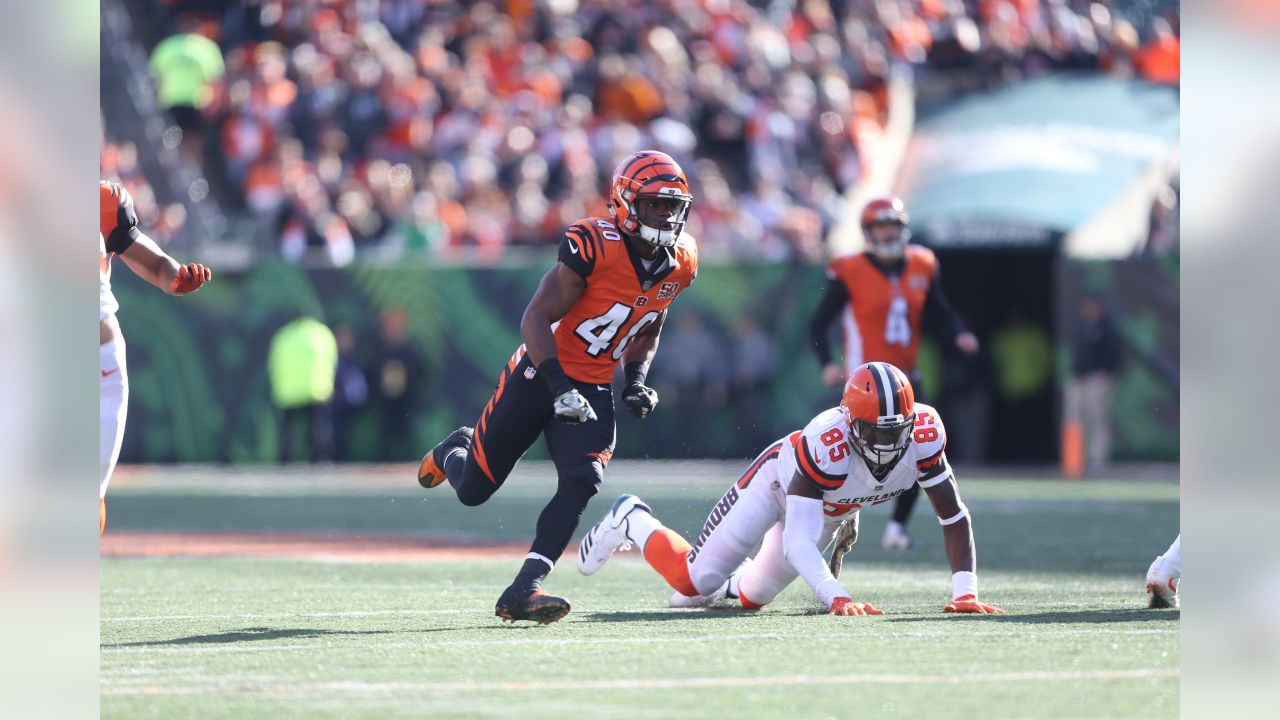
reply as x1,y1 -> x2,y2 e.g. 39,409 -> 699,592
100,180 -> 212,535
809,196 -> 977,553
416,151 -> 697,624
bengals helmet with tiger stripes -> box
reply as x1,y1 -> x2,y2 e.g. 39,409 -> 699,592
840,361 -> 917,470
608,150 -> 693,248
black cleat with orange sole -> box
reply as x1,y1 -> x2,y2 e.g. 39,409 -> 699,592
494,587 -> 572,625
417,426 -> 474,489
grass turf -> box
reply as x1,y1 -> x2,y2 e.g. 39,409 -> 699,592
101,463 -> 1179,719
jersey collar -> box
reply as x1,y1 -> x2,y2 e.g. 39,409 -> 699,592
863,251 -> 906,279
624,237 -> 676,291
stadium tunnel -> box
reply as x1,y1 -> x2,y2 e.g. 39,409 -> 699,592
895,76 -> 1180,464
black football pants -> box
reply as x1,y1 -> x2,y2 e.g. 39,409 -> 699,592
444,351 -> 616,564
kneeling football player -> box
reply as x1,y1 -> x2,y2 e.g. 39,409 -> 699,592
578,361 -> 1003,615
415,151 -> 697,624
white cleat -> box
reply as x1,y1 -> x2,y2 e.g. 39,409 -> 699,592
669,582 -> 731,609
577,494 -> 651,576
881,521 -> 918,551
1146,555 -> 1180,609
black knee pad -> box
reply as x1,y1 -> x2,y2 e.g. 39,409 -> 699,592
560,474 -> 600,505
549,464 -> 602,518
560,460 -> 604,498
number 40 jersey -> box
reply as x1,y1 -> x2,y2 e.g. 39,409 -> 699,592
780,402 -> 953,519
551,216 -> 698,384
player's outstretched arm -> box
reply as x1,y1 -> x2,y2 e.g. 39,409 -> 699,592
619,310 -> 665,419
119,234 -> 212,295
520,262 -> 594,423
922,472 -> 1004,614
922,266 -> 978,355
784,473 -> 882,616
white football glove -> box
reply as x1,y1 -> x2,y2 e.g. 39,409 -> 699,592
553,389 -> 597,424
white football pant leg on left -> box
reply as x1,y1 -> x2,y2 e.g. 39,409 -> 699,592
685,472 -> 784,596
100,339 -> 128,499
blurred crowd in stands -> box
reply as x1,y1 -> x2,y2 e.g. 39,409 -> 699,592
115,0 -> 1178,261
100,136 -> 188,245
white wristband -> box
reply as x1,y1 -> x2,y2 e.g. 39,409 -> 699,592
815,578 -> 849,609
952,570 -> 977,600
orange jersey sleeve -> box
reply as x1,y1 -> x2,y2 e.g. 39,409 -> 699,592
100,180 -> 141,255
552,219 -> 697,384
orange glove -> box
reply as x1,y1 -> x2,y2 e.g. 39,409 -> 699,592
829,597 -> 884,616
170,262 -> 212,295
944,594 -> 1005,614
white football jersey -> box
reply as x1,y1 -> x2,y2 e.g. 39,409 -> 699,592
775,403 -> 952,518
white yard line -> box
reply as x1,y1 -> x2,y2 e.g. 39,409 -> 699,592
101,668 -> 1178,695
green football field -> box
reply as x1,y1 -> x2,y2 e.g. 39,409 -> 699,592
101,462 -> 1179,719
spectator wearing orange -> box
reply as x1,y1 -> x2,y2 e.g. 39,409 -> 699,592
1133,18 -> 1179,86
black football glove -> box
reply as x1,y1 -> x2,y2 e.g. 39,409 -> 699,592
622,383 -> 659,419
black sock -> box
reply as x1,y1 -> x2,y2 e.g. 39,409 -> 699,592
443,448 -> 466,490
511,557 -> 552,594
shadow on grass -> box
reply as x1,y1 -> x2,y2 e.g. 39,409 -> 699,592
103,622 -> 516,648
888,608 -> 1180,625
573,607 -> 850,622
105,627 -> 363,647
574,609 -> 749,624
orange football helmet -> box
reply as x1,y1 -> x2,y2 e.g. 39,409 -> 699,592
608,150 -> 692,248
840,361 -> 916,470
860,196 -> 910,261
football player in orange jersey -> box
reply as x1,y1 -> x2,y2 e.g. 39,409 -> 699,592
100,180 -> 212,535
809,196 -> 978,553
416,151 -> 697,624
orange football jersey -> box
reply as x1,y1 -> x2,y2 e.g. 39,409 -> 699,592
827,245 -> 937,372
549,217 -> 698,384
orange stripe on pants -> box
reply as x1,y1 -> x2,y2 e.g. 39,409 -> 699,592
472,355 -> 521,483
471,435 -> 496,484
642,528 -> 698,597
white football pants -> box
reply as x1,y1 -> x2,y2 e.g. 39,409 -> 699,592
682,438 -> 844,606
100,338 -> 128,499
